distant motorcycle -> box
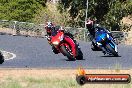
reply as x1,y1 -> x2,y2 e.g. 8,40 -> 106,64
0,51 -> 4,64
95,28 -> 119,56
46,30 -> 83,61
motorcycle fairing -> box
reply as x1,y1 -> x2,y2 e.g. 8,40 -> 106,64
64,36 -> 77,57
95,29 -> 118,54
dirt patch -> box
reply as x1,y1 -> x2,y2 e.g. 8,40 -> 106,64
121,15 -> 132,45
0,27 -> 44,37
125,30 -> 132,45
121,15 -> 132,25
0,68 -> 131,79
0,28 -> 15,35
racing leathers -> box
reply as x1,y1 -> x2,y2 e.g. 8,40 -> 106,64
87,24 -> 116,53
46,26 -> 76,54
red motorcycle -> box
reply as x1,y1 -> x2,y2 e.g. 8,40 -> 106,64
47,30 -> 83,61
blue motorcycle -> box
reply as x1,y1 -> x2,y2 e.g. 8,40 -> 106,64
95,28 -> 118,57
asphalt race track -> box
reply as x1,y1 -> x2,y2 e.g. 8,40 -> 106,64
0,35 -> 132,69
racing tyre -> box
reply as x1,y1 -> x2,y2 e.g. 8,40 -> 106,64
52,46 -> 59,54
106,44 -> 118,57
0,52 -> 4,64
60,45 -> 75,61
76,48 -> 83,60
76,75 -> 86,85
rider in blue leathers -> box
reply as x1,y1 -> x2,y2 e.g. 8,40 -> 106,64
86,19 -> 115,54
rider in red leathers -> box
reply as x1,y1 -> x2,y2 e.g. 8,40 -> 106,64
45,21 -> 76,54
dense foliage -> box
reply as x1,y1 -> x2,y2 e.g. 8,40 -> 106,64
58,0 -> 132,30
0,0 -> 47,22
0,0 -> 131,31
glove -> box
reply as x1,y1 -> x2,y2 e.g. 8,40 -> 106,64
47,37 -> 51,41
45,35 -> 51,41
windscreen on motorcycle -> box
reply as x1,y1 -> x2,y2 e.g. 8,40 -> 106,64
95,28 -> 107,42
51,28 -> 58,36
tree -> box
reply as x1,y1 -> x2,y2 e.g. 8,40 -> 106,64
0,0 -> 47,22
58,0 -> 132,30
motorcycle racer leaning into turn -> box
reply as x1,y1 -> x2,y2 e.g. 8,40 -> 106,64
45,21 -> 77,54
86,19 -> 116,54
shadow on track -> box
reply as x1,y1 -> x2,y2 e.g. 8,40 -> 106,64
100,55 -> 121,57
66,59 -> 85,61
60,58 -> 85,61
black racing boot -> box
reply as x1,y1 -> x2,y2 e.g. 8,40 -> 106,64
91,41 -> 102,51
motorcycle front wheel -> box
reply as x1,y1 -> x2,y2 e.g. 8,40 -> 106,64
60,45 -> 75,61
106,44 -> 118,57
76,48 -> 83,60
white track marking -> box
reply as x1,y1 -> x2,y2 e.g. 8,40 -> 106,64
1,51 -> 16,60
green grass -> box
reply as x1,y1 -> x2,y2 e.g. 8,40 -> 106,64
0,77 -> 22,88
0,76 -> 80,88
24,77 -> 80,88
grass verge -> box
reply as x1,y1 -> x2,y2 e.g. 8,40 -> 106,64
0,69 -> 131,88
